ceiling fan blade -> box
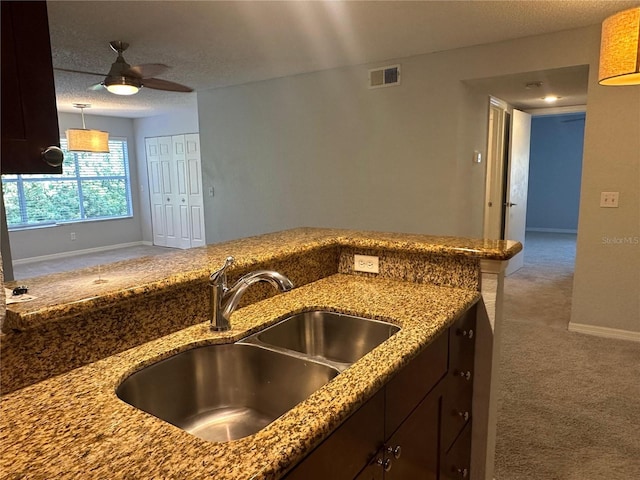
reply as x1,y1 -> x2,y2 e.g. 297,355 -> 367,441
125,63 -> 169,79
54,67 -> 106,77
143,77 -> 193,93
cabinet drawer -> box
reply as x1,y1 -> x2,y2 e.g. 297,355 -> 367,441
441,422 -> 472,480
285,389 -> 385,480
441,386 -> 472,452
449,306 -> 476,371
385,332 -> 448,438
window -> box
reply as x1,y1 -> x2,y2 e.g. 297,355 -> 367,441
1,137 -> 132,229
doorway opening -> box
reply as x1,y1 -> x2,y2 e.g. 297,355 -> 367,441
483,97 -> 531,275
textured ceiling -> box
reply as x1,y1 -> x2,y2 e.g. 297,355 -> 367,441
48,0 -> 640,118
464,65 -> 591,110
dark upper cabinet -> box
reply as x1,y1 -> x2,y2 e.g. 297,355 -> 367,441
1,1 -> 62,174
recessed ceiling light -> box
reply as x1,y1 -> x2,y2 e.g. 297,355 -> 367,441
543,95 -> 560,103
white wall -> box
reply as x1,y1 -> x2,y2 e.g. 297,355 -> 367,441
8,112 -> 144,260
198,57 -> 488,243
197,25 -> 639,334
571,51 -> 640,334
132,108 -> 200,243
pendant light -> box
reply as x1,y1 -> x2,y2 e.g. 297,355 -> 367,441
66,104 -> 110,153
598,7 -> 640,86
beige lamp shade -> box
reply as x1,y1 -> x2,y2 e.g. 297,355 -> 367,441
66,129 -> 110,153
599,7 -> 640,86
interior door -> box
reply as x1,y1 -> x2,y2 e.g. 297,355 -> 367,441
146,137 -> 167,247
483,103 -> 507,240
158,136 -> 180,248
185,133 -> 206,247
171,135 -> 193,249
504,109 -> 531,274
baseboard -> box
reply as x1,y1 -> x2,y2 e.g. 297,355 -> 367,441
526,227 -> 578,234
568,322 -> 640,342
12,241 -> 149,265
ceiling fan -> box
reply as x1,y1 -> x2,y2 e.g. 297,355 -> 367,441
55,40 -> 193,95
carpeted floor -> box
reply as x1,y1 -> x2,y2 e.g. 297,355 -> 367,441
12,244 -> 175,280
494,232 -> 640,480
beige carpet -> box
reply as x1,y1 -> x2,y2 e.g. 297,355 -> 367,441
12,245 -> 175,280
494,232 -> 640,480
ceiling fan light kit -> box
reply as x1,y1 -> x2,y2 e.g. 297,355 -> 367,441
599,7 -> 640,86
55,40 -> 193,96
105,75 -> 141,95
66,103 -> 110,153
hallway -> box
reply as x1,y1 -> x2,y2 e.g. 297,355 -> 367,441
494,233 -> 640,479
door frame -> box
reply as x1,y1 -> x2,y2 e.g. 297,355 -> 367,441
483,97 -> 509,241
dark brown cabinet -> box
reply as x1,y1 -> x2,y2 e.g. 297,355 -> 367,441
285,303 -> 478,480
1,1 -> 62,174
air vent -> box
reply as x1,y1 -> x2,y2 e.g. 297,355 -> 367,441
369,64 -> 401,89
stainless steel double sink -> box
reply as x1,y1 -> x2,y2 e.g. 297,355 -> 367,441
117,311 -> 400,442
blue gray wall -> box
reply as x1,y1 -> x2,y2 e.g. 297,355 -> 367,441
526,113 -> 585,233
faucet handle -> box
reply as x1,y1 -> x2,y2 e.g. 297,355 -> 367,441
210,256 -> 234,285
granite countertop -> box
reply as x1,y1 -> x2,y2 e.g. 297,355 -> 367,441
1,273 -> 480,479
3,227 -> 519,332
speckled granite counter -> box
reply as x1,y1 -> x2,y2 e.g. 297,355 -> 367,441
1,274 -> 480,479
1,228 -> 519,393
1,227 -> 520,478
3,227 -> 519,333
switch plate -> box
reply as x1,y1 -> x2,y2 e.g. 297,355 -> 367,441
70,232 -> 76,241
354,254 -> 379,274
600,191 -> 619,208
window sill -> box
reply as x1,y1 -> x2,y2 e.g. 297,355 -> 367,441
8,215 -> 134,232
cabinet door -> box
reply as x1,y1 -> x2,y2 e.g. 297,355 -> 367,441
441,423 -> 471,480
385,332 -> 447,438
284,389 -> 384,480
1,1 -> 61,174
354,455 -> 384,480
442,307 -> 476,450
384,386 -> 441,480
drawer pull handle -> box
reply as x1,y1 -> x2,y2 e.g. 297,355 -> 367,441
386,445 -> 402,459
457,370 -> 472,381
376,457 -> 393,472
456,467 -> 469,478
457,328 -> 474,339
457,410 -> 470,421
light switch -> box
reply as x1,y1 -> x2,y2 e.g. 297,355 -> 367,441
473,151 -> 482,163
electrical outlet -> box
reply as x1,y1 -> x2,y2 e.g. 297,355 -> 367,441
600,192 -> 619,208
354,254 -> 379,274
70,232 -> 76,241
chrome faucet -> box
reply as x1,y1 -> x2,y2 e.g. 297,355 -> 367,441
209,256 -> 294,331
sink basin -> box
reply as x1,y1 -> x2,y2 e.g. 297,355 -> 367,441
241,311 -> 400,370
116,343 -> 339,442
